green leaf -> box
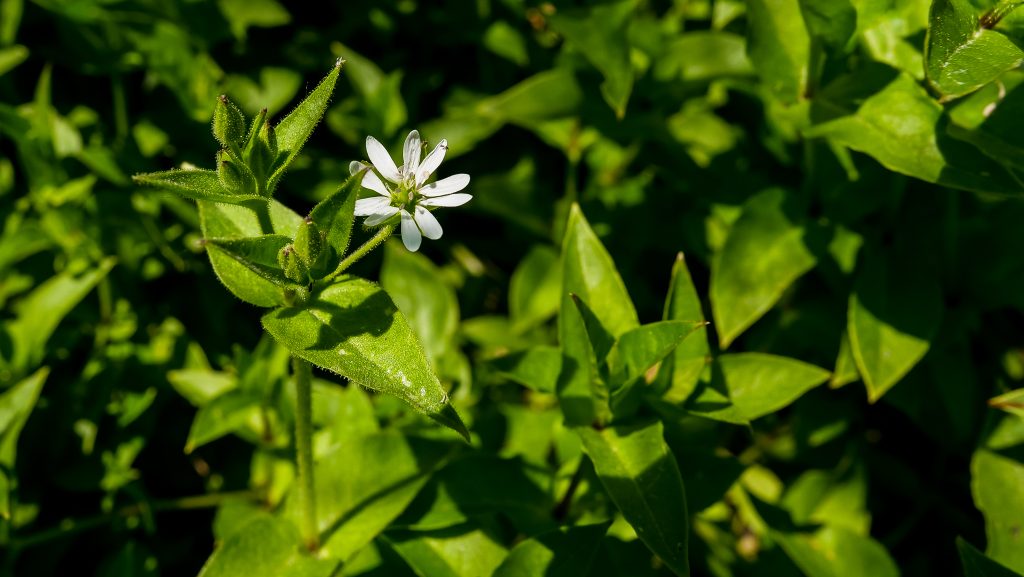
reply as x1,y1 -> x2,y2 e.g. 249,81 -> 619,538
800,0 -> 857,49
509,245 -> 562,333
686,353 -> 831,423
0,44 -> 27,77
489,346 -> 563,394
477,68 -> 584,126
313,432 -> 446,561
492,522 -> 610,577
199,199 -> 303,307
925,0 -> 1024,101
548,0 -> 635,118
606,320 -> 704,388
384,523 -> 509,577
654,253 -> 710,404
184,391 -> 261,453
133,168 -> 262,204
561,204 -> 638,341
773,526 -> 899,577
380,242 -> 459,363
197,517 -> 335,577
972,416 -> 1024,573
746,0 -> 811,103
166,369 -> 237,406
0,367 -> 48,519
710,188 -> 816,348
947,74 -> 1024,169
261,277 -> 468,440
578,419 -> 689,577
848,242 -> 943,402
958,537 -> 1024,577
653,32 -> 754,82
831,332 -> 860,389
1,258 -> 114,382
217,0 -> 290,41
307,171 -> 360,277
559,295 -> 612,427
990,388 -> 1024,420
268,60 -> 342,192
807,72 -> 1024,195
558,205 -> 638,427
205,235 -> 297,289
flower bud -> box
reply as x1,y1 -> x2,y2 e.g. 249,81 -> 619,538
212,95 -> 246,152
217,150 -> 256,196
293,217 -> 322,267
248,120 -> 278,187
277,244 -> 309,283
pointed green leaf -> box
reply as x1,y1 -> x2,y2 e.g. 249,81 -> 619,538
196,517 -> 335,577
561,204 -> 638,340
133,168 -> 263,204
261,277 -> 468,439
492,522 -> 610,577
307,171 -> 361,276
831,332 -> 860,388
558,205 -> 637,427
686,353 -> 831,423
184,391 -> 261,453
0,367 -> 48,519
312,432 -> 446,561
806,73 -> 1024,195
199,199 -> 303,307
656,253 -> 711,403
384,523 -> 509,577
1,259 -> 114,382
268,60 -> 343,192
958,537 -> 1024,577
926,0 -> 1024,101
558,295 -> 612,427
848,243 -> 943,402
489,346 -> 563,394
205,235 -> 298,289
710,188 -> 816,348
773,526 -> 899,577
972,416 -> 1024,573
548,0 -> 635,117
578,419 -> 689,577
990,388 -> 1024,421
746,0 -> 811,103
607,320 -> 705,387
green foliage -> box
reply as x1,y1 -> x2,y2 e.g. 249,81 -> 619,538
5,1 -> 1024,576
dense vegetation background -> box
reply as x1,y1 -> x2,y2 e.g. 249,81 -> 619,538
2,0 -> 1024,576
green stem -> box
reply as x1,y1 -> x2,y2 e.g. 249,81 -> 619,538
292,357 -> 319,551
981,0 -> 1024,28
320,224 -> 394,284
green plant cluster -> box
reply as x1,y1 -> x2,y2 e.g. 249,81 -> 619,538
1,0 -> 1024,576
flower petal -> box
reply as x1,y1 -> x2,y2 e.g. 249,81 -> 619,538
416,139 -> 448,186
420,174 -> 470,197
355,196 -> 391,216
366,136 -> 402,183
363,205 -> 399,226
349,160 -> 369,175
361,170 -> 390,196
400,209 -> 422,251
419,193 -> 472,208
403,130 -> 422,176
414,205 -> 443,240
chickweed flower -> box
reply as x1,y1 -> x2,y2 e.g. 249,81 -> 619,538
352,130 -> 471,252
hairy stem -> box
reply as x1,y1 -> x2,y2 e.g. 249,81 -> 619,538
292,357 -> 319,551
320,224 -> 395,284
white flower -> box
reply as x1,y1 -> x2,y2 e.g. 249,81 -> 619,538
352,130 -> 471,252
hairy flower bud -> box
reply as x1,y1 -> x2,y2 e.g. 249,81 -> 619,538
212,95 -> 246,153
278,244 -> 309,283
217,150 -> 256,196
293,217 -> 322,268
